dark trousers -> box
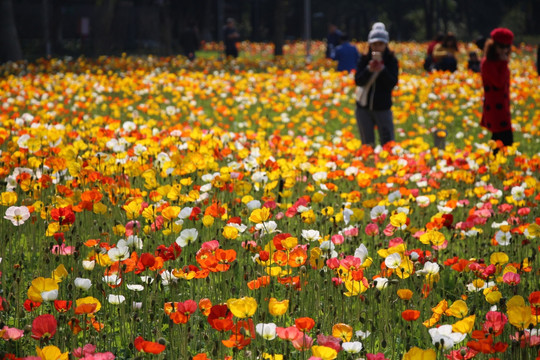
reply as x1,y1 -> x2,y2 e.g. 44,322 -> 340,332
492,129 -> 513,147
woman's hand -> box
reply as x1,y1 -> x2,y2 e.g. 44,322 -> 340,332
368,60 -> 385,72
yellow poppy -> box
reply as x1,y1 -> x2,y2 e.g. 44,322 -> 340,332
311,345 -> 338,360
161,206 -> 181,221
249,208 -> 271,224
397,289 -> 413,301
452,315 -> 476,333
390,212 -> 407,228
507,306 -> 532,330
489,252 -> 509,266
445,300 -> 468,318
227,297 -> 257,318
281,236 -> 298,250
51,264 -> 68,283
268,298 -> 289,316
27,277 -> 59,302
402,347 -> 436,360
485,290 -> 502,305
300,209 -> 316,224
36,345 -> 69,360
419,230 -> 445,246
93,202 -> 108,214
222,226 -> 239,240
332,323 -> 353,342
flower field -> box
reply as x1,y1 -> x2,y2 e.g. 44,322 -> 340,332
1,41 -> 539,360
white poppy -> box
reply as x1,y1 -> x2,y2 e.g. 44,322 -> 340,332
4,206 -> 31,226
342,341 -> 363,354
127,284 -> 144,292
108,246 -> 130,262
374,277 -> 389,290
41,289 -> 59,301
246,200 -> 262,210
108,294 -> 126,304
74,277 -> 92,291
175,228 -> 199,247
301,229 -> 321,242
255,323 -> 277,340
82,260 -> 96,270
384,253 -> 402,269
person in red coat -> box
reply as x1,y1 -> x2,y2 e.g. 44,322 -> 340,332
480,28 -> 514,151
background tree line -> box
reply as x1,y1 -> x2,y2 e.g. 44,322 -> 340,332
1,0 -> 539,63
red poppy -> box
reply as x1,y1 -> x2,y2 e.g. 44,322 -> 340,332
295,317 -> 315,332
53,300 -> 72,313
258,250 -> 270,261
50,206 -> 76,225
483,311 -> 507,336
23,299 -> 42,312
231,319 -> 256,339
155,242 -> 182,261
530,291 -> 540,315
164,300 -> 197,324
0,296 -> 7,311
134,336 -> 166,354
272,233 -> 291,251
207,304 -> 234,331
31,314 -> 57,340
401,309 -> 421,321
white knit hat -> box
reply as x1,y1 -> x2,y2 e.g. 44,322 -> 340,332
368,22 -> 389,44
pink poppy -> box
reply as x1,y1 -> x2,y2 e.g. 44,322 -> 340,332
51,243 -> 75,255
331,234 -> 344,245
1,325 -> 24,340
365,223 -> 379,236
502,272 -> 520,286
292,333 -> 313,351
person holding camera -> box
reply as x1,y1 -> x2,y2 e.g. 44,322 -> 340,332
354,22 -> 399,147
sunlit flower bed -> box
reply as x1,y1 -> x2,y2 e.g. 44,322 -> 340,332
0,42 -> 539,360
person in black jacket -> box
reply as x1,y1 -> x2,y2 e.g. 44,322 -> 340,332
354,22 -> 399,147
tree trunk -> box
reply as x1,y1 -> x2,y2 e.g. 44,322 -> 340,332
423,0 -> 434,40
93,0 -> 118,56
0,0 -> 22,62
159,0 -> 172,55
273,0 -> 287,56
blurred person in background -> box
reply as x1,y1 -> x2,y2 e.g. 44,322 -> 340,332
480,28 -> 514,152
223,18 -> 240,58
325,23 -> 343,59
423,32 -> 444,72
179,21 -> 200,61
433,32 -> 459,72
354,22 -> 399,147
333,33 -> 360,73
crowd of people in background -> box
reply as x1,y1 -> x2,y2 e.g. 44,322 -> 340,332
177,18 -> 539,153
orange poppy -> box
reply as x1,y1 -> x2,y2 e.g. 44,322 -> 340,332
198,298 -> 212,316
401,309 -> 421,321
288,247 -> 307,267
193,354 -> 211,360
272,250 -> 288,266
74,303 -> 97,315
134,336 -> 166,354
222,333 -> 252,350
295,317 -> 315,332
215,249 -> 237,272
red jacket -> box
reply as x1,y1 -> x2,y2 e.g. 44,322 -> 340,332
480,58 -> 511,133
